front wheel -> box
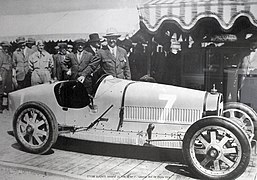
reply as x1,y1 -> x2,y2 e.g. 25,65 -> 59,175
183,117 -> 250,180
13,101 -> 58,154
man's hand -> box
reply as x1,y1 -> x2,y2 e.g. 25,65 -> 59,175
66,69 -> 71,76
77,76 -> 85,83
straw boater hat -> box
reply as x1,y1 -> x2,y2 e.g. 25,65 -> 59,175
103,28 -> 121,38
88,33 -> 103,43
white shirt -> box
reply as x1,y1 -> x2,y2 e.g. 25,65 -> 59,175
108,45 -> 117,58
77,51 -> 82,63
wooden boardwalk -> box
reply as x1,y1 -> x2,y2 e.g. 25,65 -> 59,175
0,135 -> 256,180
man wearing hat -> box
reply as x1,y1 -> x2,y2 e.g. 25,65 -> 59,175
52,42 -> 69,81
84,28 -> 131,82
24,38 -> 37,59
67,44 -> 73,54
64,38 -> 94,94
0,41 -> 13,113
85,33 -> 102,56
29,40 -> 54,86
12,37 -> 30,89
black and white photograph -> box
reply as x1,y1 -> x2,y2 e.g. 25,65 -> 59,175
0,0 -> 257,179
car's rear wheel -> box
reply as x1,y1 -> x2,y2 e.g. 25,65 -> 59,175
183,117 -> 250,180
13,101 -> 58,154
223,102 -> 257,141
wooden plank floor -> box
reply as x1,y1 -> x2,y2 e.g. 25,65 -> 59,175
0,136 -> 256,180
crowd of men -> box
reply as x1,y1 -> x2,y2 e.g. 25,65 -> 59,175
0,28 -> 134,113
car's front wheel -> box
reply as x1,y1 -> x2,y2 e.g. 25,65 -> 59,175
13,101 -> 58,154
183,117 -> 250,180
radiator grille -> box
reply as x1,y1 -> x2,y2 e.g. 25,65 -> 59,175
124,106 -> 201,123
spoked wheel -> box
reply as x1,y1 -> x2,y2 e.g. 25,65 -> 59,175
223,102 -> 257,141
183,117 -> 250,180
13,101 -> 58,154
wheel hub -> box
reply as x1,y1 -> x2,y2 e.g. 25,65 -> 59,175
26,125 -> 34,135
207,146 -> 220,159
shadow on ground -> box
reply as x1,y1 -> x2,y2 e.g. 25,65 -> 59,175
54,136 -> 184,163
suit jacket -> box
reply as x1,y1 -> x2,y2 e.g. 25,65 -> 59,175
53,53 -> 67,81
13,49 -> 29,81
65,50 -> 93,80
84,46 -> 131,80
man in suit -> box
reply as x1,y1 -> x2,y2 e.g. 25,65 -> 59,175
85,33 -> 102,56
52,43 -> 69,81
65,38 -> 94,94
12,37 -> 30,89
85,33 -> 104,85
84,28 -> 131,81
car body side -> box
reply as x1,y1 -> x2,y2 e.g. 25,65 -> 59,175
8,76 -> 223,148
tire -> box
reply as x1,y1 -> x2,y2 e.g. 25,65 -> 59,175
13,101 -> 58,154
223,102 -> 257,141
182,117 -> 250,180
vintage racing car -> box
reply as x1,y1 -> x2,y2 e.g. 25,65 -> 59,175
9,75 -> 257,180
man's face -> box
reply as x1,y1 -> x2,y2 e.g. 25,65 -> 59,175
67,47 -> 73,53
37,43 -> 44,52
26,43 -> 34,48
91,41 -> 101,49
76,44 -> 84,52
60,48 -> 67,55
2,46 -> 9,53
107,37 -> 117,48
19,43 -> 26,50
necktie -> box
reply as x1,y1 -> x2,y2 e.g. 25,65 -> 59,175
111,49 -> 115,57
78,52 -> 81,63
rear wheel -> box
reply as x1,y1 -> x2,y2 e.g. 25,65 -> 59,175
223,102 -> 257,141
183,117 -> 250,180
13,101 -> 58,154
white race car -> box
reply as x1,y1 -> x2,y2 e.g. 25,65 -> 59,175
9,75 -> 256,180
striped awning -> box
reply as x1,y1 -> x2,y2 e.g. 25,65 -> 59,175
138,0 -> 257,33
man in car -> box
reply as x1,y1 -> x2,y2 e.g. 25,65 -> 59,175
84,28 -> 131,80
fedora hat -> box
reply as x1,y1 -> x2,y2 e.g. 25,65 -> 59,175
103,28 -> 121,38
26,37 -> 36,44
88,33 -> 103,43
0,41 -> 11,47
16,36 -> 26,44
74,38 -> 86,45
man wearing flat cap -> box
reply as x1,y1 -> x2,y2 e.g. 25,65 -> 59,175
84,28 -> 131,83
64,38 -> 94,94
29,40 -> 54,86
12,37 -> 30,89
0,41 -> 13,113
